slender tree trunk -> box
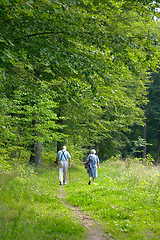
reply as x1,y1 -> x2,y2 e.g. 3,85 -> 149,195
34,142 -> 42,165
56,105 -> 66,152
96,142 -> 99,156
29,143 -> 35,164
29,142 -> 42,165
29,69 -> 42,165
142,119 -> 147,159
57,141 -> 65,152
29,115 -> 42,165
156,130 -> 160,164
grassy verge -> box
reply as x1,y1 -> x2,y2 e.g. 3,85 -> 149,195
65,160 -> 160,240
0,166 -> 85,240
0,160 -> 160,240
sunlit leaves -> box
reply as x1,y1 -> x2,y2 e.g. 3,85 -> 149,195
0,0 -> 160,156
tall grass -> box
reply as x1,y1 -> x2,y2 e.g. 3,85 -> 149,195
0,159 -> 160,240
0,166 -> 85,240
65,160 -> 160,240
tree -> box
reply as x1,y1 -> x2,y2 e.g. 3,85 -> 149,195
146,69 -> 160,163
0,0 -> 160,163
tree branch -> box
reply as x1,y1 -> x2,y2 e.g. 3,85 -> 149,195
27,31 -> 64,37
30,54 -> 69,82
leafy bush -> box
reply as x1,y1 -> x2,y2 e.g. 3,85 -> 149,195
13,163 -> 36,178
0,145 -> 12,172
42,149 -> 56,165
6,146 -> 30,163
0,159 -> 13,172
126,154 -> 155,168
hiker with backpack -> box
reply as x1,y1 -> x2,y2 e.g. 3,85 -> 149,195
56,146 -> 71,185
86,149 -> 100,185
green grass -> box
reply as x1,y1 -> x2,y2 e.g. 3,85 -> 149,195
0,167 -> 85,240
65,161 -> 160,240
0,160 -> 160,240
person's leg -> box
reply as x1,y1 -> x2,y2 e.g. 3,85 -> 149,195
93,177 -> 95,184
88,170 -> 92,185
59,162 -> 63,185
88,176 -> 91,185
63,161 -> 68,185
92,168 -> 97,184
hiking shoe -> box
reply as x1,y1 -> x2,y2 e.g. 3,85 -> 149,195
88,180 -> 91,185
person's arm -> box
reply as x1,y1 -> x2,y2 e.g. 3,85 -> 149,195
97,156 -> 100,168
67,151 -> 71,167
97,161 -> 100,168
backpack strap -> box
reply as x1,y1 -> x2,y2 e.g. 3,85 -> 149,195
60,151 -> 67,161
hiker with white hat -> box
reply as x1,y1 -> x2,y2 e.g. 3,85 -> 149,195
56,146 -> 71,185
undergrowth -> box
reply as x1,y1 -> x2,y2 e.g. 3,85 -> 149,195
65,159 -> 160,240
0,158 -> 160,240
0,166 -> 85,240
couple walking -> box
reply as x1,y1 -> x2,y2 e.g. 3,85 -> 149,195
56,146 -> 99,185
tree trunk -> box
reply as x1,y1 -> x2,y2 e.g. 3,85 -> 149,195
156,130 -> 160,163
56,105 -> 66,152
142,120 -> 147,159
29,143 -> 35,164
57,141 -> 65,152
34,142 -> 42,165
96,142 -> 99,156
29,142 -> 42,165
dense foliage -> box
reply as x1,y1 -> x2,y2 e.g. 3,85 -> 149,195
0,0 -> 160,162
146,69 -> 160,162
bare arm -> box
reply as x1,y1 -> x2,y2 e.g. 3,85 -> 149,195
97,162 -> 100,168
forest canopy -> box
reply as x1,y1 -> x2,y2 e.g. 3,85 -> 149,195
0,0 -> 160,163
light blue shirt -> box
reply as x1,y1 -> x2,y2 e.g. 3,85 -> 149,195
57,150 -> 71,161
87,154 -> 99,168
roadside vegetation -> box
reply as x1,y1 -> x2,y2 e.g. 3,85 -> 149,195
0,166 -> 85,240
0,158 -> 160,240
66,158 -> 160,239
1,1 -> 160,239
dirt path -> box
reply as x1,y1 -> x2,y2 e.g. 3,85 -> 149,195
58,187 -> 113,240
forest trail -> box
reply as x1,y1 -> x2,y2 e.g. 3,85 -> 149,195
58,186 -> 113,240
